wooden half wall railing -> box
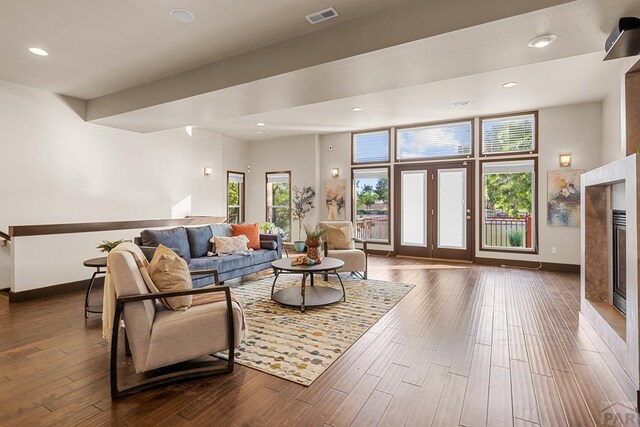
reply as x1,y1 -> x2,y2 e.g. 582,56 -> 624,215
5,216 -> 227,238
0,230 -> 9,246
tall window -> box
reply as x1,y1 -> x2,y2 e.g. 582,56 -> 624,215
352,129 -> 390,164
227,171 -> 245,224
396,120 -> 473,161
481,159 -> 537,252
352,167 -> 390,243
266,172 -> 291,239
481,112 -> 537,155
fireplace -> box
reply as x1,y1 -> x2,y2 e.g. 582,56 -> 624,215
613,210 -> 627,314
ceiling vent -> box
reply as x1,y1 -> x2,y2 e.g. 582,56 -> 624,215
604,17 -> 640,61
305,7 -> 339,25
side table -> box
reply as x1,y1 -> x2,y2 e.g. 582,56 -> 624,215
83,257 -> 107,318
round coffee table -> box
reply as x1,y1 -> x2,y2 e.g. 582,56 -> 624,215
271,257 -> 345,312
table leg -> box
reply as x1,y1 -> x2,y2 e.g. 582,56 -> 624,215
334,270 -> 346,302
310,273 -> 315,287
271,269 -> 280,298
84,270 -> 99,318
301,273 -> 307,313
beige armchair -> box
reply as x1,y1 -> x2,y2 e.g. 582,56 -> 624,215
319,221 -> 368,279
107,250 -> 243,398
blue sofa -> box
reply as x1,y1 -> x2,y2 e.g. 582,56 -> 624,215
134,224 -> 281,287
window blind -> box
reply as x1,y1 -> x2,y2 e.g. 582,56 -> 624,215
353,168 -> 388,180
266,173 -> 290,184
482,159 -> 535,175
353,131 -> 390,163
228,173 -> 244,183
397,121 -> 472,160
482,114 -> 535,154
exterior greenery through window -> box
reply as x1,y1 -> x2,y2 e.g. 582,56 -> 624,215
482,159 -> 536,251
481,113 -> 536,154
353,168 -> 390,243
227,172 -> 244,224
266,172 -> 291,239
352,130 -> 390,164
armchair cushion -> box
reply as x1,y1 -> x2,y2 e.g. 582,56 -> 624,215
148,245 -> 193,311
320,222 -> 355,250
326,249 -> 366,272
141,227 -> 191,263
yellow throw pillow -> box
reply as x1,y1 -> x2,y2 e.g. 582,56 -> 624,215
320,223 -> 353,250
148,244 -> 193,311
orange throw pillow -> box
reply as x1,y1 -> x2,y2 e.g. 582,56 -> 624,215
231,223 -> 261,250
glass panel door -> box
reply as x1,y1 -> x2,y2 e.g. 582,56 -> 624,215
437,168 -> 466,249
401,171 -> 427,247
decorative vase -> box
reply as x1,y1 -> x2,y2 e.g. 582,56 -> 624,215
293,241 -> 306,252
305,237 -> 323,264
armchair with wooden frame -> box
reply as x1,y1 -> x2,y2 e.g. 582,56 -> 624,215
320,221 -> 368,280
108,250 -> 242,399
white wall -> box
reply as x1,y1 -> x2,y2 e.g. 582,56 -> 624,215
317,102 -> 605,264
0,79 -> 250,290
245,134 -> 319,241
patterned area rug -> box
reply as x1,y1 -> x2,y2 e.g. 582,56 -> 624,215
225,275 -> 414,386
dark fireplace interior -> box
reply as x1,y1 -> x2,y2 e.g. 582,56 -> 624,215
613,210 -> 627,314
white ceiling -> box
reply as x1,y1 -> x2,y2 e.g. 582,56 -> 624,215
0,0 -> 409,99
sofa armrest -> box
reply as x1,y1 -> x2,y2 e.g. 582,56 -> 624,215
260,233 -> 282,257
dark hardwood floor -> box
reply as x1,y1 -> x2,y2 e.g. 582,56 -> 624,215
0,256 -> 637,426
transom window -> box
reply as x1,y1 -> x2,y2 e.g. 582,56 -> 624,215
352,130 -> 390,164
396,120 -> 473,161
481,112 -> 537,155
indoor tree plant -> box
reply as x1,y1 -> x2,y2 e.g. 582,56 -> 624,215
291,186 -> 316,251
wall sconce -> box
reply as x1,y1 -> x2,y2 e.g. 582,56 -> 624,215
203,167 -> 212,177
331,168 -> 340,178
559,153 -> 572,167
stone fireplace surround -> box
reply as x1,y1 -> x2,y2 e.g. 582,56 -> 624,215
581,153 -> 639,406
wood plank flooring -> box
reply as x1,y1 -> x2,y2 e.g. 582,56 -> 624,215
1,256 -> 638,426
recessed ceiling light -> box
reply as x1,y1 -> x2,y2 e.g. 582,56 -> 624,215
450,101 -> 471,108
527,34 -> 557,48
28,47 -> 49,56
257,130 -> 269,134
502,82 -> 518,88
256,122 -> 266,127
170,9 -> 195,23
352,107 -> 363,112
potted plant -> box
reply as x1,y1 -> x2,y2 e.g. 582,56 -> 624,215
304,225 -> 327,263
291,186 -> 316,252
260,222 -> 275,234
96,239 -> 130,253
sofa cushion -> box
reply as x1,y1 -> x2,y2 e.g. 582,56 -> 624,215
189,249 -> 278,274
231,223 -> 261,249
260,240 -> 278,250
141,227 -> 191,263
148,245 -> 193,311
185,225 -> 213,258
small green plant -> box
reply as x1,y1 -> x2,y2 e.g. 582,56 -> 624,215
507,230 -> 524,247
260,222 -> 275,234
96,239 -> 130,253
303,225 -> 327,240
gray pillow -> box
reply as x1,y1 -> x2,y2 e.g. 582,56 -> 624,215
185,225 -> 213,258
209,223 -> 233,253
140,227 -> 191,263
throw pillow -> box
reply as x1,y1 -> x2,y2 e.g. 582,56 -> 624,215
212,235 -> 249,255
320,223 -> 353,249
231,223 -> 261,250
148,245 -> 193,311
185,225 -> 213,258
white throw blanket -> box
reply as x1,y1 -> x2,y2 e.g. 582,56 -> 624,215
101,242 -> 155,341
